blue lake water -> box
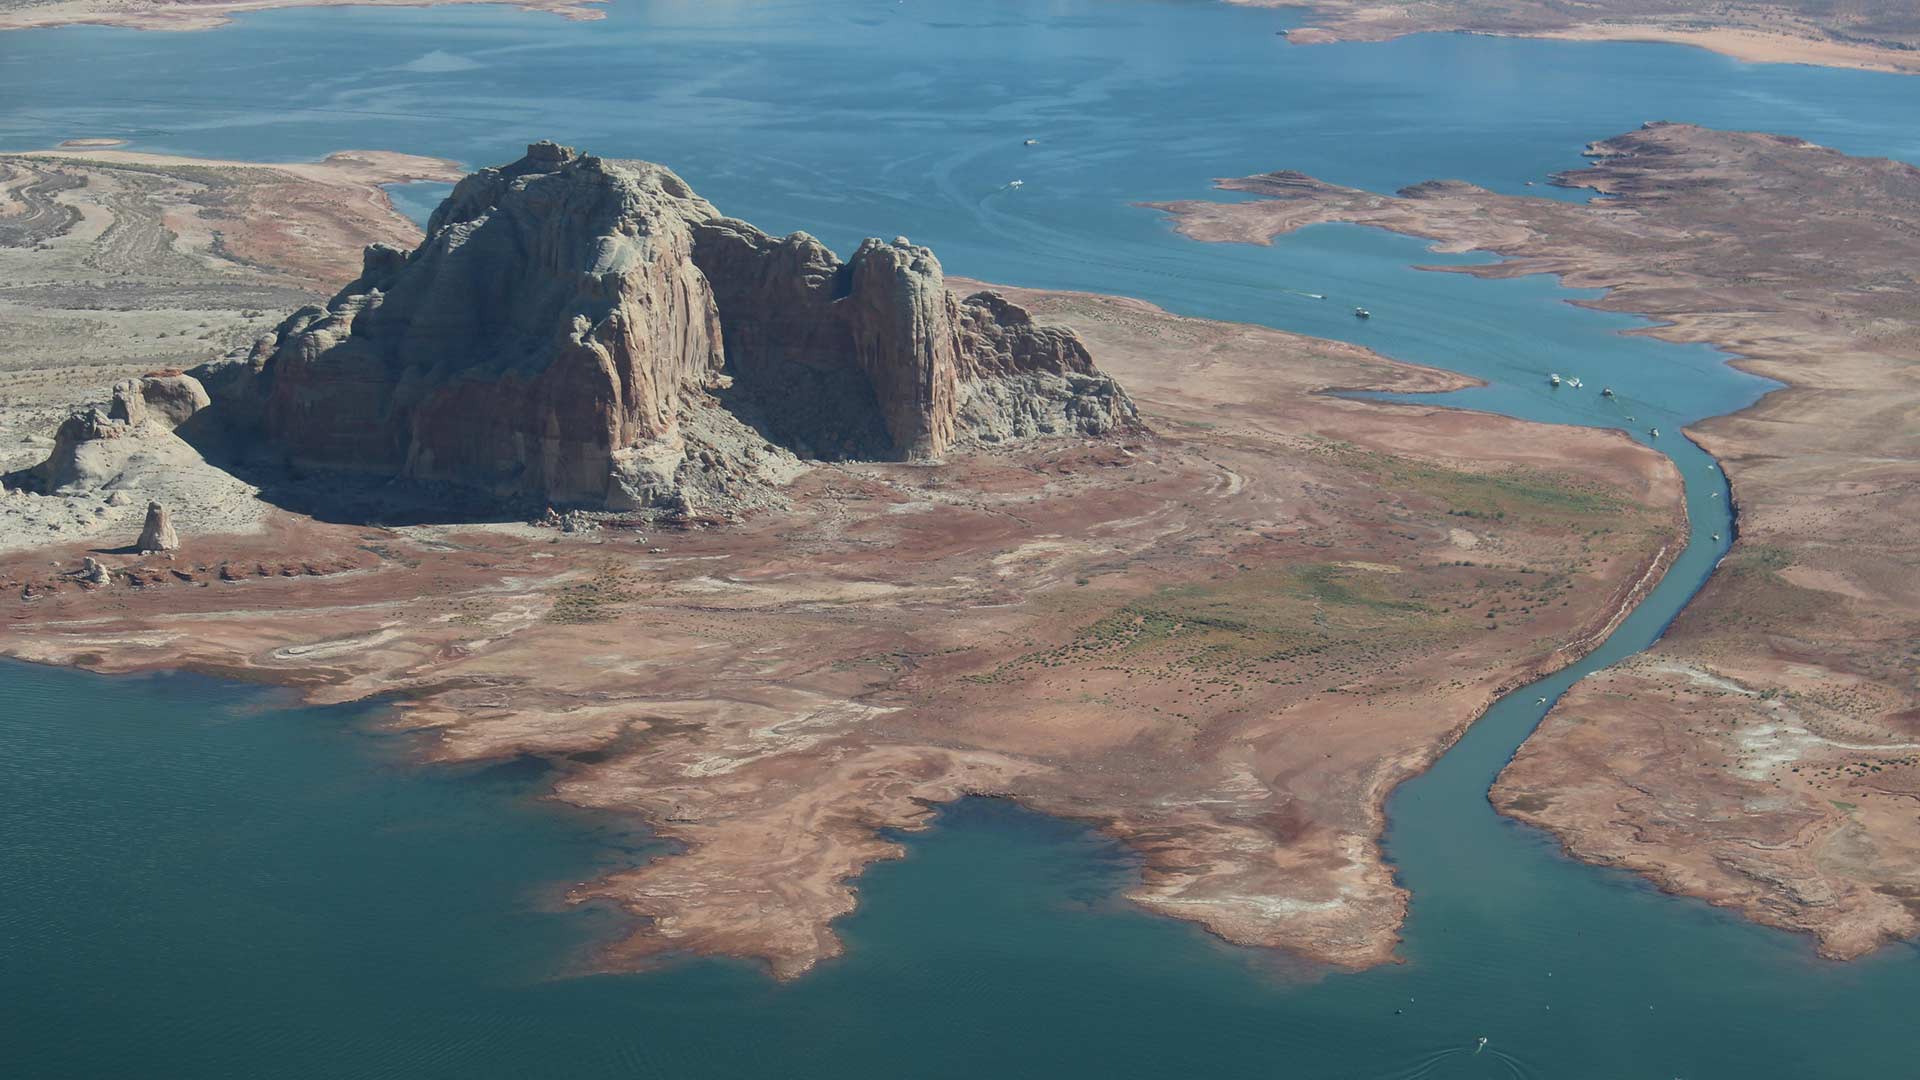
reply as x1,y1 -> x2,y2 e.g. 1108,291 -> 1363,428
3,1 -> 1918,1075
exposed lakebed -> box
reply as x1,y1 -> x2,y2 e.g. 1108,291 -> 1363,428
3,1 -> 1918,1076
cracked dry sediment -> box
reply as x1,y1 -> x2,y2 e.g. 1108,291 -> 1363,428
1149,121 -> 1920,958
3,271 -> 1684,978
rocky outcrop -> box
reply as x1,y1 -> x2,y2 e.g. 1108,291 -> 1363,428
839,238 -> 959,459
210,142 -> 1134,511
227,142 -> 725,508
108,373 -> 210,430
690,219 -> 1133,462
29,407 -> 133,493
954,291 -> 1136,444
13,373 -> 211,493
136,501 -> 178,552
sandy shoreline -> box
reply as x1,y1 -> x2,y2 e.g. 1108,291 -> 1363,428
1522,24 -> 1920,75
1243,1 -> 1920,76
9,146 -> 462,185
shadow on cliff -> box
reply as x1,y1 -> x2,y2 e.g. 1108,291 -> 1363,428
710,371 -> 896,463
181,414 -> 543,526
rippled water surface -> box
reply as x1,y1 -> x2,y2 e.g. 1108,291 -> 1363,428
3,2 -> 1919,1076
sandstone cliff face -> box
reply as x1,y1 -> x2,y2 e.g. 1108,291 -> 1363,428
223,142 -> 1135,509
953,291 -> 1135,444
691,220 -> 1135,461
247,142 -> 725,507
839,237 -> 959,459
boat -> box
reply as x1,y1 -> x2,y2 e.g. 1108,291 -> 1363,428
1649,427 -> 1660,438
1601,386 -> 1615,397
1007,179 -> 1024,188
1567,376 -> 1583,389
1353,306 -> 1371,319
1549,373 -> 1561,387
1023,138 -> 1038,146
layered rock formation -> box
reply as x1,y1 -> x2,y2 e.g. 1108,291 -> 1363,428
14,373 -> 210,494
213,142 -> 1134,510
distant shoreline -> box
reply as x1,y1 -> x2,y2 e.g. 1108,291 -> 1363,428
1247,1 -> 1920,76
0,0 -> 605,34
5,0 -> 1919,80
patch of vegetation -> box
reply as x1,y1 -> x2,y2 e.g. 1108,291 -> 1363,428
1729,544 -> 1796,575
545,562 -> 640,624
971,562 -> 1456,696
1290,563 -> 1429,613
1326,445 -> 1632,523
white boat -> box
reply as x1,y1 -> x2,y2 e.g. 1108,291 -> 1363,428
1353,307 -> 1371,319
1549,373 -> 1562,387
1007,179 -> 1024,188
1601,386 -> 1615,397
1567,376 -> 1583,389
1023,138 -> 1038,146
1649,427 -> 1661,438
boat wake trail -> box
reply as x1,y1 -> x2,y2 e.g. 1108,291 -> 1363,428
1374,1041 -> 1537,1079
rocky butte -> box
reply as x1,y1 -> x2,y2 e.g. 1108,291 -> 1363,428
199,141 -> 1132,515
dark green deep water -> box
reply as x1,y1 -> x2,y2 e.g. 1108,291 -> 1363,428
3,2 -> 1918,1075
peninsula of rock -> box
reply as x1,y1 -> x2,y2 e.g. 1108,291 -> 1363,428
1151,121 -> 1920,959
0,143 -> 1682,979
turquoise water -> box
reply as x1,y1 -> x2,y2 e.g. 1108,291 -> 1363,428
3,1 -> 1918,1075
